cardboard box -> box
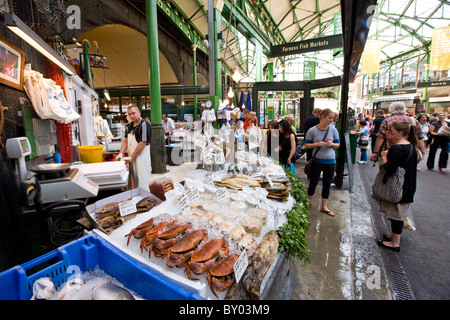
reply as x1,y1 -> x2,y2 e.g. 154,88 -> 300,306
85,188 -> 162,235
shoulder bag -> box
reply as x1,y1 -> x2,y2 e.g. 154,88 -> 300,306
304,126 -> 330,176
371,145 -> 413,203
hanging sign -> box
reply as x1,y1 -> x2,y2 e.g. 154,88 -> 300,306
360,40 -> 381,74
430,26 -> 450,71
270,35 -> 342,58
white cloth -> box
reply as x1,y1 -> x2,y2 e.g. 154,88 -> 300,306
127,131 -> 151,192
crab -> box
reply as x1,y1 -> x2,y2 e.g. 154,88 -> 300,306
185,238 -> 229,280
206,253 -> 239,298
166,229 -> 208,268
150,222 -> 192,258
139,217 -> 176,253
124,217 -> 155,246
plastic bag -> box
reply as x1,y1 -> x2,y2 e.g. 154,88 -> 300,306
404,206 -> 416,231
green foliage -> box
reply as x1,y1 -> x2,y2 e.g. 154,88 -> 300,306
277,166 -> 311,263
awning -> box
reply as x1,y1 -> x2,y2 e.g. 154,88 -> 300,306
372,93 -> 420,103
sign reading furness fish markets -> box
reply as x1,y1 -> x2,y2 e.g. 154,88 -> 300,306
270,34 -> 342,58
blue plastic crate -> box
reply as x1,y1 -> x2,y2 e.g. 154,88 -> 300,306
0,234 -> 203,300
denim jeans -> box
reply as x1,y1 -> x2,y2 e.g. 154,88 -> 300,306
361,148 -> 367,161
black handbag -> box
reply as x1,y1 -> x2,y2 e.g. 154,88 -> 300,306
357,137 -> 369,146
371,145 -> 413,203
304,127 -> 330,176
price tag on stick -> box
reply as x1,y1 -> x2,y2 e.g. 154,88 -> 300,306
178,193 -> 190,214
234,249 -> 249,284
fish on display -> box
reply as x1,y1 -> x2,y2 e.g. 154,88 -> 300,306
92,283 -> 135,300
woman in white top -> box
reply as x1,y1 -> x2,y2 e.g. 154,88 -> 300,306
416,113 -> 430,150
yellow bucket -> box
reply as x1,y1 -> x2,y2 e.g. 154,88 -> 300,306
78,145 -> 104,163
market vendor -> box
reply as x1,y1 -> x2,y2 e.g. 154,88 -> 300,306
117,106 -> 152,192
242,108 -> 256,131
162,114 -> 175,135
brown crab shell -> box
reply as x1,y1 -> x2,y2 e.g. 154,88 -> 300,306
191,238 -> 228,262
209,254 -> 239,277
170,229 -> 208,253
156,222 -> 191,239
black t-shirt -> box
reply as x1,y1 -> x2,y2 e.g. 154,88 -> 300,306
372,116 -> 386,135
125,119 -> 151,144
383,144 -> 417,203
303,114 -> 320,134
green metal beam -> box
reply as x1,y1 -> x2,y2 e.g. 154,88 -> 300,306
222,1 -> 271,55
157,0 -> 208,54
104,85 -> 210,97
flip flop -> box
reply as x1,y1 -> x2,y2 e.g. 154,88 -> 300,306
376,240 -> 400,252
439,169 -> 447,174
320,209 -> 335,217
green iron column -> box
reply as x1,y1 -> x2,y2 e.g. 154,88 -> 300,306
206,1 -> 223,129
267,60 -> 274,123
424,51 -> 431,114
282,63 -> 286,116
146,0 -> 166,173
192,44 -> 198,120
254,40 -> 263,125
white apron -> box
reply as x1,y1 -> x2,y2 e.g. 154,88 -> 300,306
127,130 -> 152,192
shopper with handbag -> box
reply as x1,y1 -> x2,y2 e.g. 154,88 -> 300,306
304,108 -> 340,217
356,119 -> 370,164
375,121 -> 418,252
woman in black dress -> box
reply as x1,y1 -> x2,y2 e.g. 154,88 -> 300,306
276,119 -> 296,168
377,121 -> 418,252
427,112 -> 449,173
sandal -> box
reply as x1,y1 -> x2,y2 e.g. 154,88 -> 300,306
376,240 -> 400,252
320,209 -> 335,217
439,168 -> 447,174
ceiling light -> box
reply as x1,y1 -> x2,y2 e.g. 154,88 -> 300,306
227,87 -> 234,98
4,12 -> 76,75
103,88 -> 111,101
232,67 -> 241,82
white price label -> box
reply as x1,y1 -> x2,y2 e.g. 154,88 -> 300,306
233,249 -> 248,284
118,200 -> 137,217
211,172 -> 222,182
204,174 -> 214,186
178,193 -> 190,214
164,189 -> 178,201
215,187 -> 230,203
186,186 -> 201,202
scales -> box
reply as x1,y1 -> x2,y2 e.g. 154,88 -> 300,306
6,137 -> 31,184
6,137 -> 99,204
31,164 -> 99,204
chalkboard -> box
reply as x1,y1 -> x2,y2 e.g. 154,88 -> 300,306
344,133 -> 353,191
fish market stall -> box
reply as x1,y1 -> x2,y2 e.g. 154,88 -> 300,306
0,129 -> 310,300
80,149 -> 305,300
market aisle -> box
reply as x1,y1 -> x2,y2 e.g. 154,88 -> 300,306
152,163 -> 197,183
288,160 -> 392,300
